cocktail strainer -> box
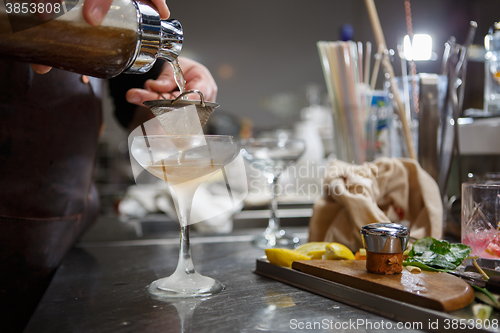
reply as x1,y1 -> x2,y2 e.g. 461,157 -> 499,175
144,90 -> 218,128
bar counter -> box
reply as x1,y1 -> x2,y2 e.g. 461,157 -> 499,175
24,216 -> 426,332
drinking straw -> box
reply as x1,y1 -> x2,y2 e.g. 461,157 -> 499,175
333,42 -> 353,162
357,41 -> 364,87
398,44 -> 412,127
318,42 -> 346,161
343,42 -> 361,162
364,41 -> 372,85
318,40 -> 378,164
364,0 -> 417,160
370,43 -> 384,91
350,42 -> 366,163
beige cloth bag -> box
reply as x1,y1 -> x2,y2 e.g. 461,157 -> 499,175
308,158 -> 443,251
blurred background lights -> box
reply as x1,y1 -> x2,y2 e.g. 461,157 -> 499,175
403,34 -> 433,61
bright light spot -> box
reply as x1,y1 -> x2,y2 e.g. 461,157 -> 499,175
458,118 -> 474,125
403,34 -> 432,61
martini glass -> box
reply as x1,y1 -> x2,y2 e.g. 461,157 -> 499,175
239,138 -> 306,248
130,135 -> 238,298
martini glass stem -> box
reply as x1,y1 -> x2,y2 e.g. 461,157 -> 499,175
267,175 -> 280,234
172,186 -> 196,276
178,225 -> 195,274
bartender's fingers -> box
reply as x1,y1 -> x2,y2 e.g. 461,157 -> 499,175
150,0 -> 170,19
146,58 -> 218,102
30,64 -> 52,75
143,67 -> 177,94
82,0 -> 113,26
83,0 -> 167,26
182,62 -> 218,102
126,88 -> 179,106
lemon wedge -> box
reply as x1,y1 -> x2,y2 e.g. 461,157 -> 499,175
307,250 -> 326,259
265,248 -> 310,268
322,242 -> 355,260
294,242 -> 330,256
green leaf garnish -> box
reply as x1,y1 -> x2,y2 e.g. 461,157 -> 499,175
403,237 -> 472,272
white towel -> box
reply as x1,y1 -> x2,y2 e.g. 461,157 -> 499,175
308,157 -> 443,251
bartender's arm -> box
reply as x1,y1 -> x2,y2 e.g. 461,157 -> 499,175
30,0 -> 170,74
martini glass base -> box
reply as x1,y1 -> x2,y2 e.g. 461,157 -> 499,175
253,229 -> 300,249
147,272 -> 224,298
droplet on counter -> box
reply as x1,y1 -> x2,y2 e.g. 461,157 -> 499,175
121,321 -> 130,326
113,282 -> 128,286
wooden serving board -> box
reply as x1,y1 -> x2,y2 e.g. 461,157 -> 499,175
291,260 -> 474,312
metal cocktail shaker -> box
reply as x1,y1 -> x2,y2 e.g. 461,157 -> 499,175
0,0 -> 182,78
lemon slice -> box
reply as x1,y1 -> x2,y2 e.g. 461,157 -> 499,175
294,242 -> 330,256
322,242 -> 355,260
265,248 -> 310,268
307,250 -> 326,259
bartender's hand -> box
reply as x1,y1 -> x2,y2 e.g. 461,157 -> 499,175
31,0 -> 170,74
126,57 -> 218,104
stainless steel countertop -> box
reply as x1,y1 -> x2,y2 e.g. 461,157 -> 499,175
24,217 -> 425,333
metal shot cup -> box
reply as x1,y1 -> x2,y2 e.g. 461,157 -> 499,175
361,223 -> 410,274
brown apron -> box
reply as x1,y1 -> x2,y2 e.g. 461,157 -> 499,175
0,60 -> 102,332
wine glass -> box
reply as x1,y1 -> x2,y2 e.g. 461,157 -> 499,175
239,138 -> 306,248
130,135 -> 239,298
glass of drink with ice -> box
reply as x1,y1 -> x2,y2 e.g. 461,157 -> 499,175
461,183 -> 500,260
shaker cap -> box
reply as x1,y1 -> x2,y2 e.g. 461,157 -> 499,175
126,2 -> 183,74
361,223 -> 409,254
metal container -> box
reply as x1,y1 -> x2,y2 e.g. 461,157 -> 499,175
361,223 -> 410,274
361,223 -> 410,253
0,0 -> 182,78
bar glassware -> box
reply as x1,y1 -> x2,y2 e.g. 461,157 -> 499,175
239,138 -> 306,248
130,135 -> 238,297
462,183 -> 500,259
